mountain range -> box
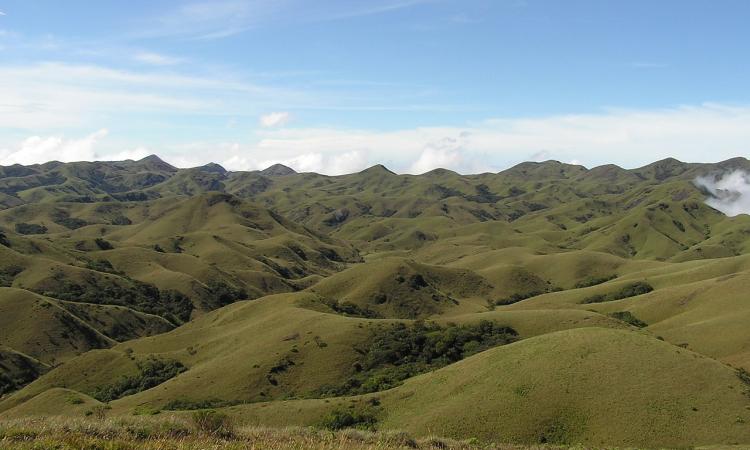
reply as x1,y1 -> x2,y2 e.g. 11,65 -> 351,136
1,155 -> 750,448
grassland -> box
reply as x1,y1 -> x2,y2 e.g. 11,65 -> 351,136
2,155 -> 750,448
0,416 -> 574,450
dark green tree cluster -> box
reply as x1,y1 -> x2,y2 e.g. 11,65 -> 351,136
40,274 -> 193,324
494,287 -> 562,306
91,358 -> 186,402
50,209 -> 88,230
318,406 -> 379,431
14,223 -> 47,235
574,274 -> 618,289
315,320 -> 517,396
320,298 -> 382,318
0,265 -> 23,287
608,311 -> 648,328
94,238 -> 114,250
582,281 -> 654,304
84,259 -> 120,275
205,280 -> 248,308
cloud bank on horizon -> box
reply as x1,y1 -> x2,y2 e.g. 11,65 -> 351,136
2,103 -> 750,175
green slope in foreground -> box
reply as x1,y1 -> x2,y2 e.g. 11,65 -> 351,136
170,327 -> 747,448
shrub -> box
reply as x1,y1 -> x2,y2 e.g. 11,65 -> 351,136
320,298 -> 382,318
132,405 -> 161,416
111,215 -> 132,226
14,223 -> 47,235
91,358 -> 186,402
191,410 -> 234,437
0,231 -> 9,247
0,265 -> 23,288
318,406 -> 378,431
494,286 -> 562,306
94,238 -> 114,250
574,274 -> 617,289
581,293 -> 607,304
466,184 -> 500,203
0,373 -> 16,396
85,259 -> 120,274
66,395 -> 84,405
91,404 -> 111,420
51,209 -> 88,230
163,398 -> 237,411
608,311 -> 648,328
0,429 -> 38,441
582,281 -> 654,304
205,280 -> 248,308
615,281 -> 654,299
496,290 -> 543,306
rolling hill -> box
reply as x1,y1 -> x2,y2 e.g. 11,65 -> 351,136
2,155 -> 750,448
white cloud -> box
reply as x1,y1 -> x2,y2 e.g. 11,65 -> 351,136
529,150 -> 551,162
0,131 -> 156,166
221,149 -> 368,175
105,146 -> 153,161
259,112 -> 291,128
409,137 -> 465,174
695,171 -> 750,217
133,51 -> 184,66
1,129 -> 109,165
328,150 -> 368,174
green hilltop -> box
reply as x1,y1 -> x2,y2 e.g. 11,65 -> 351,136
2,155 -> 750,448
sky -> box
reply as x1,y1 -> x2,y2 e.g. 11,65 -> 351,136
0,0 -> 749,174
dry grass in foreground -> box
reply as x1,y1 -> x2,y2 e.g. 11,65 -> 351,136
0,416 -> 568,450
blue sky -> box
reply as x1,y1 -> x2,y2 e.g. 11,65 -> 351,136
1,0 -> 749,174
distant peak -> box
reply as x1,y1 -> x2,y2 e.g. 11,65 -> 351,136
423,168 -> 458,177
139,154 -> 165,163
655,157 -> 683,165
501,160 -> 587,177
260,163 -> 296,176
136,154 -> 177,172
360,164 -> 396,175
198,162 -> 227,174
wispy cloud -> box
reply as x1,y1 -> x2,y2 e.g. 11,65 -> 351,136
259,112 -> 291,128
134,0 -> 433,40
0,60 -> 449,130
0,62 -> 311,129
159,0 -> 261,40
133,51 -> 185,66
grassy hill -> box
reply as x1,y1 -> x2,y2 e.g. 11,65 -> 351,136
2,156 -> 750,448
